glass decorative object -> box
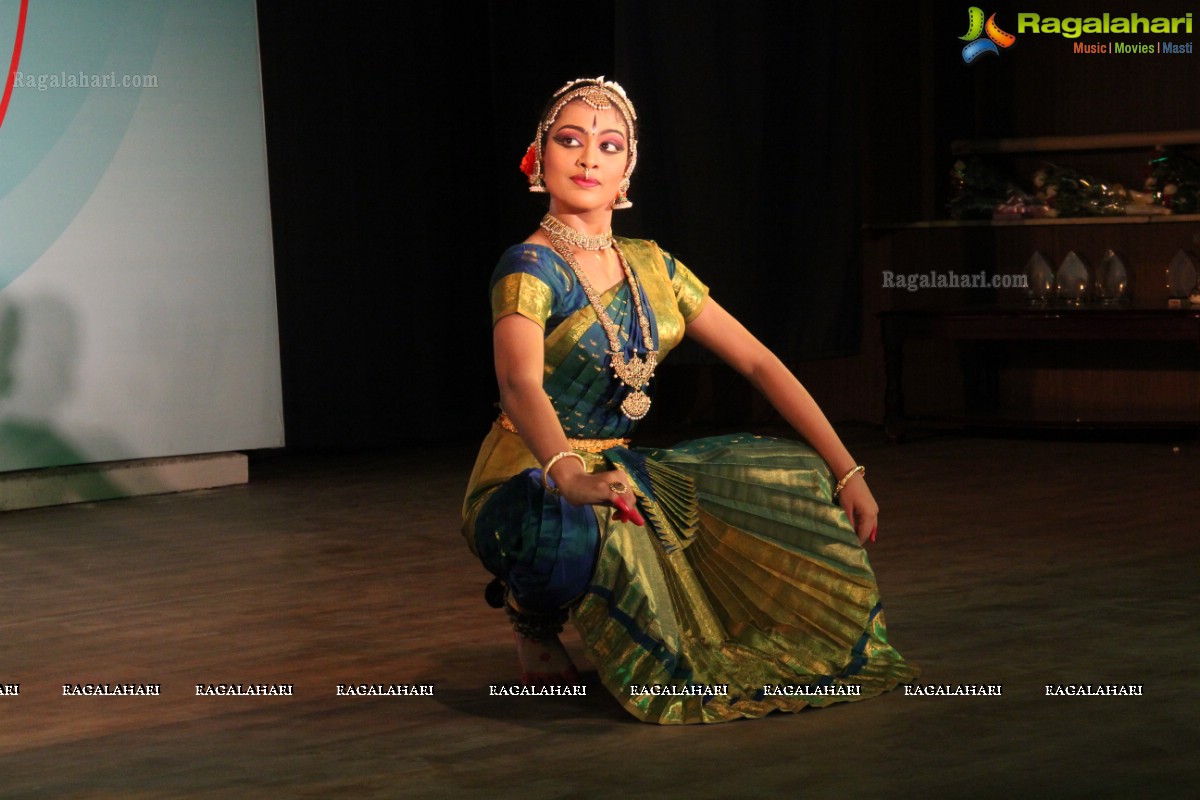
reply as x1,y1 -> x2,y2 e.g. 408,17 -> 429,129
1024,251 -> 1054,305
1094,249 -> 1130,305
1166,250 -> 1198,300
1056,251 -> 1089,306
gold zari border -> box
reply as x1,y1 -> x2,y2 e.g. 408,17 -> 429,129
497,413 -> 629,454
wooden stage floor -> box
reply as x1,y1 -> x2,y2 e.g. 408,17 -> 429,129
1,431 -> 1196,798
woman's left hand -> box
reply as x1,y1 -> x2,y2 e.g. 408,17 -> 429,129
837,478 -> 879,546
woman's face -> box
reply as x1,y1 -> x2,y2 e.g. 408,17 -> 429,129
542,99 -> 629,215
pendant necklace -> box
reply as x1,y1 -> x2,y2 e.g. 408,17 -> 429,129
540,213 -> 657,420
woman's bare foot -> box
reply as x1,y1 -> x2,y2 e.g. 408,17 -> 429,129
513,631 -> 580,686
505,599 -> 579,685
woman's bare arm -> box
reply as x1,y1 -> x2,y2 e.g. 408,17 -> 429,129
684,299 -> 878,543
493,313 -> 628,507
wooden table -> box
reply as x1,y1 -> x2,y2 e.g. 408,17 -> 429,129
880,307 -> 1200,440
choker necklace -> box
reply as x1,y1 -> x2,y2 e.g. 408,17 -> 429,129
541,225 -> 657,420
540,213 -> 613,251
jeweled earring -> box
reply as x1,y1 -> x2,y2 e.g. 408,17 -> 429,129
521,141 -> 547,193
612,178 -> 632,209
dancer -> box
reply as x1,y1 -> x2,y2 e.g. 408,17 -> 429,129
462,77 -> 915,724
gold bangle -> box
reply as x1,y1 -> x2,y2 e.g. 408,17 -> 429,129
833,465 -> 866,500
542,451 -> 587,495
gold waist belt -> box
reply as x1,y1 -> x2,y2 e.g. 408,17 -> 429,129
497,413 -> 630,454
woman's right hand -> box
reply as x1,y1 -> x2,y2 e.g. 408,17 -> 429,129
554,467 -> 644,525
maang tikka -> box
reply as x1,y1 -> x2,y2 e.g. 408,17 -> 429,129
525,76 -> 638,210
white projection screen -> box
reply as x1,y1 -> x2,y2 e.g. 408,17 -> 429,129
0,0 -> 283,473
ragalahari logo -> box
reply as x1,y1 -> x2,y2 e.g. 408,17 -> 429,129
960,7 -> 1016,63
1,0 -> 30,134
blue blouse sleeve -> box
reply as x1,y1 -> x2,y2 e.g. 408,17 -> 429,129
489,245 -> 573,329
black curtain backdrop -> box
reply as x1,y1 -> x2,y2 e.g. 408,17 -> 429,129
257,2 -> 861,449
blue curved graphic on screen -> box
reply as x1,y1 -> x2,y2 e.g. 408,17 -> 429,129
962,38 -> 1000,63
0,1 -> 164,290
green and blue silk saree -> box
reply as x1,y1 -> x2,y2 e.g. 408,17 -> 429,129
463,238 -> 915,724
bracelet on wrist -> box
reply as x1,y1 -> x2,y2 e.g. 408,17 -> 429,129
833,465 -> 866,501
542,451 -> 587,496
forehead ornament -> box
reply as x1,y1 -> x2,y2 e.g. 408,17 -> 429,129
523,76 -> 638,210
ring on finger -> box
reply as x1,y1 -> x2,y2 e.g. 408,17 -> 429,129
608,481 -> 628,495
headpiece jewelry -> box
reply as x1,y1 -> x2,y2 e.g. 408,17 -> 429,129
525,77 -> 638,210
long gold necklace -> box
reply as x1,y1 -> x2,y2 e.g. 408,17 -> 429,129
540,214 -> 657,420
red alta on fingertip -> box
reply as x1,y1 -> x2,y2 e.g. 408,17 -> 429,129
613,495 -> 645,526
